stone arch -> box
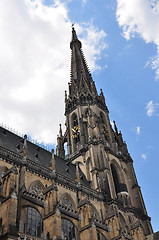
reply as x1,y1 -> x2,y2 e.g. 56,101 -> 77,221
19,205 -> 43,237
110,160 -> 128,200
110,162 -> 121,195
110,159 -> 125,183
28,180 -> 44,197
21,204 -> 42,215
60,193 -> 76,210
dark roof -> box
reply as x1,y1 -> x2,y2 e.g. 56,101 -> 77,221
0,126 -> 90,187
154,232 -> 159,240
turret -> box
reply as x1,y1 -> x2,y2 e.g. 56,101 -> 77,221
56,124 -> 65,159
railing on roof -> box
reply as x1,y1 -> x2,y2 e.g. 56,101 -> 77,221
0,123 -> 52,152
18,232 -> 44,240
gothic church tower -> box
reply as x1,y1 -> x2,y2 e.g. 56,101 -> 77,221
64,27 -> 152,237
0,27 -> 154,240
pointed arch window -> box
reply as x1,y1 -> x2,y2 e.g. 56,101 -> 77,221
60,194 -> 76,211
29,181 -> 44,197
72,114 -> 78,127
111,164 -> 120,195
61,218 -> 77,240
26,207 -> 43,237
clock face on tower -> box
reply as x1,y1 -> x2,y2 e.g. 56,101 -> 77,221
71,125 -> 80,138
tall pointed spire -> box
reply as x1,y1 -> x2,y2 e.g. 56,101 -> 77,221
70,27 -> 96,94
65,27 -> 107,114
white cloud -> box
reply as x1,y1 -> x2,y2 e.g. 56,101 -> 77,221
110,121 -> 114,128
137,126 -> 140,135
76,23 -> 107,71
146,100 -> 159,116
116,0 -> 159,80
141,154 -> 147,160
0,0 -> 107,145
82,0 -> 87,6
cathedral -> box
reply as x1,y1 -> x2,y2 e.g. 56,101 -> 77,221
0,27 -> 155,240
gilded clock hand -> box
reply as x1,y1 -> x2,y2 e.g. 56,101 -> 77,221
72,128 -> 76,133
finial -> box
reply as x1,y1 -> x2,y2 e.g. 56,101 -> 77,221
70,24 -> 82,49
21,134 -> 27,162
100,89 -> 105,101
113,121 -> 118,134
71,23 -> 75,28
52,148 -> 54,156
65,90 -> 67,102
71,25 -> 78,41
50,148 -> 56,171
23,134 -> 27,155
24,134 -> 27,139
59,124 -> 62,138
100,89 -> 103,96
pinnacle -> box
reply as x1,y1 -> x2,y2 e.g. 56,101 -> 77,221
70,26 -> 82,50
72,26 -> 78,41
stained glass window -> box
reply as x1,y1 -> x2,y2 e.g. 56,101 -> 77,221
61,218 -> 77,240
26,207 -> 43,237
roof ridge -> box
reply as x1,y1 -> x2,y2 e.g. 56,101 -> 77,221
0,125 -> 52,152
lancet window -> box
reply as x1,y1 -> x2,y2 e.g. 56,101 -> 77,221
61,218 -> 77,240
26,207 -> 43,237
111,164 -> 120,195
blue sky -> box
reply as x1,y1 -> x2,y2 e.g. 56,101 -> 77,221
0,0 -> 159,232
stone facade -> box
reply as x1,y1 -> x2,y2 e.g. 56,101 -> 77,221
0,28 -> 154,240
